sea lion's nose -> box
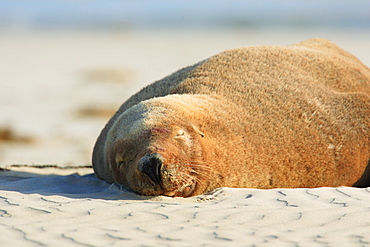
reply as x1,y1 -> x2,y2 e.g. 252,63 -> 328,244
138,153 -> 163,185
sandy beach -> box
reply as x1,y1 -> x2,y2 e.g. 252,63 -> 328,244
1,25 -> 370,246
1,167 -> 370,246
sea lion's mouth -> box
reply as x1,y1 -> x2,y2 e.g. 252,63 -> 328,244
179,182 -> 197,197
162,181 -> 196,197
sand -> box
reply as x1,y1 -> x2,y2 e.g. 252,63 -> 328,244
1,28 -> 370,246
1,167 -> 370,246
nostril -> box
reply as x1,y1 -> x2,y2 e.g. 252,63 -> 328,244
138,153 -> 163,185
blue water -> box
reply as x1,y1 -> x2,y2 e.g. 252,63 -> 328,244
0,0 -> 369,30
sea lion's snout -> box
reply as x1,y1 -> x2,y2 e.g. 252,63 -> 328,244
136,152 -> 197,197
138,153 -> 163,185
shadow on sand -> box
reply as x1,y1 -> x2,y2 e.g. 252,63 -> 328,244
0,165 -> 150,201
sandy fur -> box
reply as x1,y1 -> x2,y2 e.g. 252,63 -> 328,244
93,38 -> 370,196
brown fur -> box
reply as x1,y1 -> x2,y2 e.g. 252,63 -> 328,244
92,38 -> 370,197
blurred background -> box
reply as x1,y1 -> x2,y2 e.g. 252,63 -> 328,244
0,0 -> 369,167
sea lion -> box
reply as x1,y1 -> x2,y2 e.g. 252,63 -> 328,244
92,38 -> 370,197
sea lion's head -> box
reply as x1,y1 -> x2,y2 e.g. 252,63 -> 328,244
104,95 -> 213,197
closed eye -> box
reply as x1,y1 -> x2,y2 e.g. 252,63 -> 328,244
175,130 -> 185,137
118,160 -> 125,167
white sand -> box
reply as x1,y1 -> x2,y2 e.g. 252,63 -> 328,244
1,167 -> 370,246
0,28 -> 370,246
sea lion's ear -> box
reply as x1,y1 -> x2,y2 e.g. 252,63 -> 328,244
191,124 -> 205,138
